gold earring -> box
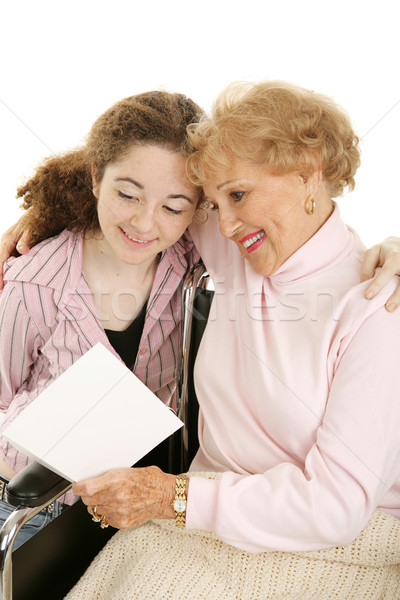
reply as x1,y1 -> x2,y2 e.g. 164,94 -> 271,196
194,200 -> 210,224
305,198 -> 316,215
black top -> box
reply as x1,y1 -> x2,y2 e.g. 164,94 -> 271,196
105,300 -> 148,370
104,298 -> 172,472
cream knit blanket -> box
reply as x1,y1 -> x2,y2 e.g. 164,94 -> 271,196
65,474 -> 400,599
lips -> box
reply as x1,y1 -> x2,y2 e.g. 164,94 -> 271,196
239,230 -> 266,251
120,228 -> 155,245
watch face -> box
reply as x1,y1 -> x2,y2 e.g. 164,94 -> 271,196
174,498 -> 187,513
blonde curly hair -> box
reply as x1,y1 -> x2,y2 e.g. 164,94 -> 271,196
186,81 -> 361,198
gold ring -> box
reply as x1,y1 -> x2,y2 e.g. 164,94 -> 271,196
91,505 -> 101,523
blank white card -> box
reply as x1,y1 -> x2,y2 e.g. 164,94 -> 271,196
3,343 -> 183,481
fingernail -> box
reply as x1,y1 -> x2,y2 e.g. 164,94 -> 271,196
365,290 -> 375,299
386,303 -> 397,312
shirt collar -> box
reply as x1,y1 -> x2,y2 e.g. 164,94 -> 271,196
267,204 -> 356,286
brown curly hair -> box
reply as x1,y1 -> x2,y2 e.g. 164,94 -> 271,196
18,91 -> 204,245
186,81 -> 361,199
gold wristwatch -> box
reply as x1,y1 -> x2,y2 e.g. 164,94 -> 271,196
172,474 -> 188,528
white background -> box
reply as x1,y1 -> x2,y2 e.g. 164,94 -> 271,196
1,0 -> 399,247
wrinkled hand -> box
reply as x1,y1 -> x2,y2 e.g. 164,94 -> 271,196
361,236 -> 400,311
72,466 -> 177,530
0,217 -> 32,289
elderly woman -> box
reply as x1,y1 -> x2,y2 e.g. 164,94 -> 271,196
55,81 -> 400,599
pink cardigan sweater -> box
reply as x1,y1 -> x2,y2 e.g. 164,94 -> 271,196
187,207 -> 400,553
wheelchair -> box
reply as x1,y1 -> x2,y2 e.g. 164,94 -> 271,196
0,265 -> 213,600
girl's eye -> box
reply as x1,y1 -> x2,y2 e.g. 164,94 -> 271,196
229,191 -> 245,202
118,191 -> 137,201
164,206 -> 183,216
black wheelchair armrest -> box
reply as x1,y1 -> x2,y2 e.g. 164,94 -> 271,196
5,462 -> 71,508
1,464 -> 72,600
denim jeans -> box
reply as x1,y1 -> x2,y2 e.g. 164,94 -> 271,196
0,497 -> 64,551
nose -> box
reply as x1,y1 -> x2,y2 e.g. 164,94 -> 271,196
218,205 -> 242,238
129,205 -> 156,233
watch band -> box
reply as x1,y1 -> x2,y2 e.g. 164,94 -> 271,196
172,474 -> 188,528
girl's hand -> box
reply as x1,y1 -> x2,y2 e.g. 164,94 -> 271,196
361,237 -> 400,311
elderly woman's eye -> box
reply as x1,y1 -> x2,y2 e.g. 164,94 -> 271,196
230,191 -> 245,202
209,203 -> 219,212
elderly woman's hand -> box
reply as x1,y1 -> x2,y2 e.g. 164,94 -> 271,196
361,236 -> 400,311
72,466 -> 177,530
0,217 -> 32,289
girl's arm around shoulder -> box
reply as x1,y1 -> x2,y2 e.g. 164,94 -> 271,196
361,236 -> 400,310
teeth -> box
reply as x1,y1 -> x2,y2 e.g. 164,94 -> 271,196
124,230 -> 148,243
243,231 -> 265,249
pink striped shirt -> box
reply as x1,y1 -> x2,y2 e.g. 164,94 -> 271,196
0,229 -> 199,477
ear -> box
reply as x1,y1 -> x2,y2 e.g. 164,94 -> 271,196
91,165 -> 99,198
300,169 -> 322,196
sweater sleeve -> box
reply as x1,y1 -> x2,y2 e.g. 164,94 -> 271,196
186,306 -> 400,553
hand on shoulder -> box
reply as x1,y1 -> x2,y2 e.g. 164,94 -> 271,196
0,217 -> 32,289
361,236 -> 400,311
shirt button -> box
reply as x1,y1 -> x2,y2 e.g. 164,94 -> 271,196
139,348 -> 148,356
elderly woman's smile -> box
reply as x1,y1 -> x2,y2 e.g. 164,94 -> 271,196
204,159 -> 333,278
239,229 -> 266,251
